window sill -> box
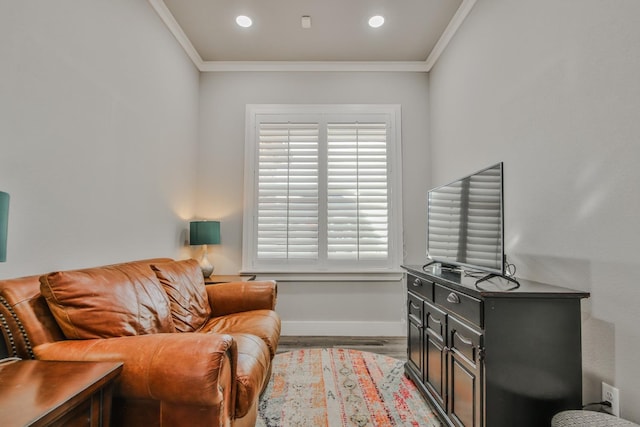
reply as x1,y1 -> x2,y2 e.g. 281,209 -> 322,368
239,270 -> 405,282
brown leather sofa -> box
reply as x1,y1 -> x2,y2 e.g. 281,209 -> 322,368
0,258 -> 280,427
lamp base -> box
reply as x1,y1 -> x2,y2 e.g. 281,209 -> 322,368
199,245 -> 214,278
200,264 -> 214,278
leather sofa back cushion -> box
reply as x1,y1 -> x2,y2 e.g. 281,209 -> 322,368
40,263 -> 176,339
151,259 -> 211,332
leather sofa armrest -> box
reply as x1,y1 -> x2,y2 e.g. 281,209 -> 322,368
206,280 -> 277,317
33,333 -> 237,408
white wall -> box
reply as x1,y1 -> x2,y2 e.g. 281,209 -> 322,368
0,0 -> 199,278
430,0 -> 640,421
198,72 -> 430,336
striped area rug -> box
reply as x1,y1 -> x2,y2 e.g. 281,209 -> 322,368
256,348 -> 442,427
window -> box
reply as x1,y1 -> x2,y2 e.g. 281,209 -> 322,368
242,105 -> 403,275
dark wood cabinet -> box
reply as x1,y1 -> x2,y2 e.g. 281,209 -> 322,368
403,265 -> 589,427
447,315 -> 483,427
424,299 -> 447,407
407,293 -> 423,375
0,360 -> 122,427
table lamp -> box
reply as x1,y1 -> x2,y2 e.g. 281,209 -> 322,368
0,192 -> 9,262
189,220 -> 220,277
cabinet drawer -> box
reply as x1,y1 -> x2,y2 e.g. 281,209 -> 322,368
434,284 -> 482,327
408,292 -> 424,326
408,274 -> 434,301
449,315 -> 483,368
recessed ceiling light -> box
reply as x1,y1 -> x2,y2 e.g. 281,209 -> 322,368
368,15 -> 385,28
236,15 -> 253,28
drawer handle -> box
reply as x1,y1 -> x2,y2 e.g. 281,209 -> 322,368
410,302 -> 421,310
412,278 -> 422,287
446,292 -> 460,304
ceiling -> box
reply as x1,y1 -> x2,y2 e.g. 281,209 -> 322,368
149,0 -> 476,72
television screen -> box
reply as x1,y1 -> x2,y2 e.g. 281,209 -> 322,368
427,162 -> 504,274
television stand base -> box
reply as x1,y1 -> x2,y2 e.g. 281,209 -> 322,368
422,260 -> 458,275
421,260 -> 438,271
475,273 -> 520,290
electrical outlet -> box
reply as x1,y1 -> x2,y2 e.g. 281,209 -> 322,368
602,382 -> 620,417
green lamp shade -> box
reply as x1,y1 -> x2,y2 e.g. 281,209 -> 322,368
189,221 -> 220,246
0,192 -> 9,262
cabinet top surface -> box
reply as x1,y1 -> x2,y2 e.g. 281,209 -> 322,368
205,274 -> 256,284
402,264 -> 590,299
0,360 -> 123,426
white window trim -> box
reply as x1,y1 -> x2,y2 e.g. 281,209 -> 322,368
242,104 -> 404,277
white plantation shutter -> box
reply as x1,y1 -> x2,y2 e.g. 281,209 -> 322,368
243,105 -> 402,274
327,123 -> 388,260
257,123 -> 319,260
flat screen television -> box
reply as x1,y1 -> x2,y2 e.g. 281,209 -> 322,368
426,162 -> 504,275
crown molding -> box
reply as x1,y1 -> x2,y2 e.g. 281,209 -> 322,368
148,0 -> 476,73
148,0 -> 204,70
199,61 -> 429,73
425,0 -> 477,71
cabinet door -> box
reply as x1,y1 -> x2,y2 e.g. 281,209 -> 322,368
423,300 -> 447,409
407,292 -> 424,375
447,316 -> 483,427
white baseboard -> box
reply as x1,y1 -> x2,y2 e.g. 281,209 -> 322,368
281,320 -> 406,337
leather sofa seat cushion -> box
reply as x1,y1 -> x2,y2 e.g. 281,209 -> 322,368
40,262 -> 175,339
151,259 -> 211,332
201,309 -> 281,360
227,333 -> 271,418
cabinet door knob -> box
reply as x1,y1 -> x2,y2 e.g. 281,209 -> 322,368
446,292 -> 460,304
412,278 -> 422,287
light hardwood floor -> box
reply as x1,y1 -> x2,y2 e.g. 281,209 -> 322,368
277,336 -> 407,360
